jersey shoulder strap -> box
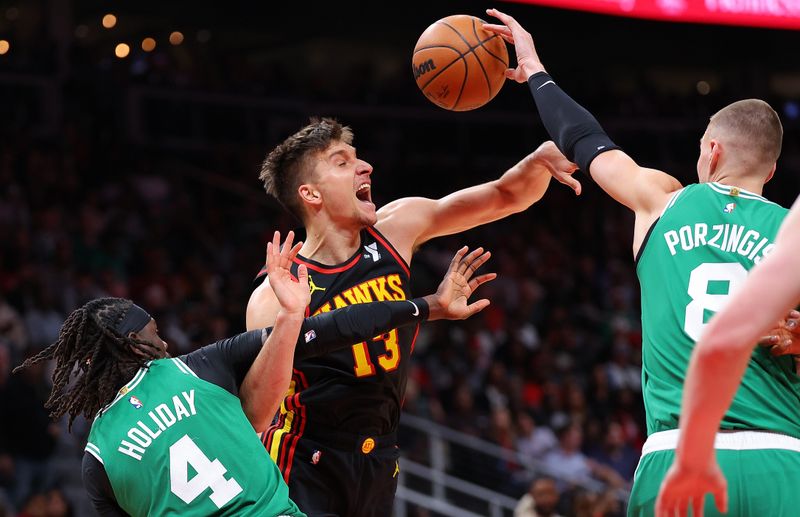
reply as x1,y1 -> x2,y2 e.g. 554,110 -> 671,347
365,225 -> 411,277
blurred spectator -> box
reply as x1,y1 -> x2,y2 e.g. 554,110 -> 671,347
0,350 -> 57,509
542,421 -> 626,491
516,411 -> 558,460
586,421 -> 639,483
0,299 -> 28,353
514,476 -> 563,517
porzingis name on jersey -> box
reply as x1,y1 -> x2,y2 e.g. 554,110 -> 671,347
663,222 -> 775,264
312,273 -> 406,315
117,389 -> 197,461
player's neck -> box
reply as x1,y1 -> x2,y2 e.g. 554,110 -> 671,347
708,174 -> 765,196
300,223 -> 362,265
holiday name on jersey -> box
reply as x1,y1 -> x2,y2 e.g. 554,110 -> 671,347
663,223 -> 774,263
311,273 -> 406,316
117,390 -> 197,461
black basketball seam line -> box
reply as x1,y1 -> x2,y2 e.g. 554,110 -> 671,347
470,19 -> 509,67
413,19 -> 505,108
468,18 -> 494,102
414,26 -> 506,61
416,46 -> 467,92
425,22 -> 470,107
430,20 -> 489,109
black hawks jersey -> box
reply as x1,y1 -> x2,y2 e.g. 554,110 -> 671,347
252,226 -> 417,464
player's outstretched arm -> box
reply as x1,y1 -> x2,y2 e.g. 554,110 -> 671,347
295,245 -> 496,358
240,230 -> 309,432
239,234 -> 496,431
482,8 -> 681,247
655,195 -> 800,517
376,140 -> 579,262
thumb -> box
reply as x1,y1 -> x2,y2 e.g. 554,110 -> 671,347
714,483 -> 728,514
555,172 -> 582,195
568,176 -> 582,195
465,299 -> 490,318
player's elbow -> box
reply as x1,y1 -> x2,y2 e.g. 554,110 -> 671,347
240,399 -> 267,433
694,332 -> 748,364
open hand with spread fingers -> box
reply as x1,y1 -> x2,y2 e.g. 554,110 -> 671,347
655,459 -> 728,517
424,246 -> 497,321
266,230 -> 310,317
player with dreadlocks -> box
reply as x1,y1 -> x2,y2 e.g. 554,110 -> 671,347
14,231 -> 495,517
15,297 -> 168,431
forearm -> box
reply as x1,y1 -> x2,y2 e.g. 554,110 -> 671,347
493,153 -> 553,211
296,298 -> 430,359
240,311 -> 304,432
677,249 -> 800,468
676,340 -> 751,470
527,72 -> 618,175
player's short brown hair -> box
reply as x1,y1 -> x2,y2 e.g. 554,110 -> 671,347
708,99 -> 783,167
259,117 -> 354,221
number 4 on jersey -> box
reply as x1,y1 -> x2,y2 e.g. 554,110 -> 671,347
169,435 -> 242,508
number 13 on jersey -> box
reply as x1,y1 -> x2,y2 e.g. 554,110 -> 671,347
351,329 -> 401,377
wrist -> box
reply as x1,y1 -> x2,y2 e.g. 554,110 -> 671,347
422,295 -> 443,321
275,309 -> 305,326
523,62 -> 546,79
675,439 -> 715,471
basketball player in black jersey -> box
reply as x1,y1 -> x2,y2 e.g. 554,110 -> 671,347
246,117 -> 580,516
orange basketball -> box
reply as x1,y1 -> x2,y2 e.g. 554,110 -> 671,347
412,14 -> 509,111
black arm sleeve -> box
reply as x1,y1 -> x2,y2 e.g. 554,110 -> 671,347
82,453 -> 129,517
528,71 -> 620,175
179,330 -> 263,397
178,298 -> 429,394
296,298 -> 429,359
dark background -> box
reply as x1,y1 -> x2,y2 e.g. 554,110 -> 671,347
1,1 -> 798,516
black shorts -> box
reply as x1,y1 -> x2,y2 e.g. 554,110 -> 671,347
284,431 -> 400,517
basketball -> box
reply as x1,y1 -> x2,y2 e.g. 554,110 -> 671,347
412,14 -> 509,111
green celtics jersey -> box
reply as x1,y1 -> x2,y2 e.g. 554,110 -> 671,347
85,358 -> 304,517
637,182 -> 800,437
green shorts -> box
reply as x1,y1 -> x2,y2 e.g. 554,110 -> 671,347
628,431 -> 800,517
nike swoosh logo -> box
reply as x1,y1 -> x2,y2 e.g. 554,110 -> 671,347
408,301 -> 419,317
536,80 -> 555,90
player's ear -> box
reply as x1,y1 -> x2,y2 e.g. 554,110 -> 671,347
765,163 -> 776,184
708,139 -> 722,178
298,184 -> 322,206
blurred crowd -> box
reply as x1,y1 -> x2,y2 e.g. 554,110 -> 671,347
3,2 -> 800,516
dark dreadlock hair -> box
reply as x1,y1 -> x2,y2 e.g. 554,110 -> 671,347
13,297 -> 164,430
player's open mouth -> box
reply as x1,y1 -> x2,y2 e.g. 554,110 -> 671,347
356,183 -> 372,204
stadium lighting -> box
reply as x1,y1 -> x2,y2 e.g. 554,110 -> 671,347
142,38 -> 156,52
169,31 -> 184,45
102,14 -> 117,29
0,40 -> 9,55
115,43 -> 130,58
